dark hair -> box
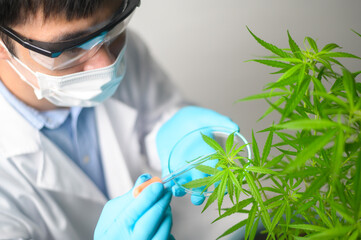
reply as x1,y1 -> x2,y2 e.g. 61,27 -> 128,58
0,0 -> 114,54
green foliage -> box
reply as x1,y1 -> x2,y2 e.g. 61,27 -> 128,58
195,28 -> 361,239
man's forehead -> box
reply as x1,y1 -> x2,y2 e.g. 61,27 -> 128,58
13,0 -> 122,43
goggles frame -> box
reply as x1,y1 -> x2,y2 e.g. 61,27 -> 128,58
0,0 -> 140,58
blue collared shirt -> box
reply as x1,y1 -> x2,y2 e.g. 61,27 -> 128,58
0,81 -> 108,198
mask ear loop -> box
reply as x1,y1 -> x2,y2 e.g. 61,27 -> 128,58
0,41 -> 44,99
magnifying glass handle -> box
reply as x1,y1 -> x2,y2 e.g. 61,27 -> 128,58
133,177 -> 162,197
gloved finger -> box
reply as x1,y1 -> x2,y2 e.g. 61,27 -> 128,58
171,185 -> 187,197
100,173 -> 152,219
103,173 -> 152,214
150,206 -> 173,240
133,191 -> 172,238
169,234 -> 176,240
123,182 -> 165,229
94,173 -> 153,236
95,222 -> 123,240
97,194 -> 170,240
191,194 -> 205,205
165,171 -> 190,197
134,173 -> 152,187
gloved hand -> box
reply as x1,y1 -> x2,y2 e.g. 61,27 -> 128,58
156,106 -> 239,205
94,174 -> 173,240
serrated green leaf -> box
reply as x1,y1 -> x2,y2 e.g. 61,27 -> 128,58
236,91 -> 289,102
195,164 -> 219,175
306,36 -> 318,52
275,119 -> 341,130
216,218 -> 248,240
249,217 -> 260,240
285,201 -> 291,230
245,204 -> 258,240
349,230 -> 360,240
266,199 -> 283,210
217,172 -> 228,215
314,206 -> 333,229
277,148 -> 298,156
298,63 -> 307,86
269,202 -> 286,233
312,92 -> 349,109
354,151 -> 361,220
305,226 -> 353,239
295,199 -> 317,215
246,166 -> 279,175
265,75 -> 299,90
342,68 -> 357,107
290,166 -> 322,178
262,187 -> 284,195
201,133 -> 225,154
268,57 -> 304,64
287,224 -> 327,232
258,97 -> 286,121
230,144 -> 247,159
227,177 -> 234,204
320,43 -> 340,52
248,59 -> 293,69
288,30 -> 303,60
264,154 -> 284,168
352,70 -> 361,78
202,184 -> 219,213
252,130 -> 260,166
329,201 -> 355,224
325,52 -> 361,60
334,180 -> 348,207
225,132 -> 235,155
228,170 -> 242,190
277,64 -> 303,83
247,26 -> 290,58
182,176 -> 214,189
352,29 -> 361,38
261,130 -> 273,165
311,76 -> 327,93
244,172 -> 271,230
265,98 -> 286,117
331,130 -> 344,181
315,56 -> 333,72
282,77 -> 310,119
323,55 -> 345,68
284,129 -> 337,173
331,77 -> 344,92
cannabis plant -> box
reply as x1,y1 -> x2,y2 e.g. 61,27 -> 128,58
183,28 -> 361,239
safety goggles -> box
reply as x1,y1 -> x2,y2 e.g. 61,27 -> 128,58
0,0 -> 140,70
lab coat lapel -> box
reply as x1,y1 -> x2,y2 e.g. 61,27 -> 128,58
95,98 -> 137,199
0,94 -> 106,203
36,134 -> 107,202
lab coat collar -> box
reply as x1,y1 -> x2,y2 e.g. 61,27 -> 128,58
0,94 -> 106,202
0,93 -> 41,158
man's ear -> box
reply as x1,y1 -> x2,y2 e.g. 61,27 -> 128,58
0,41 -> 12,61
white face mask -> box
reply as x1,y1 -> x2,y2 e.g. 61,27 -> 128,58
3,42 -> 127,107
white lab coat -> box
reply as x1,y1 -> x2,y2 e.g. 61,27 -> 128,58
0,30 -> 185,240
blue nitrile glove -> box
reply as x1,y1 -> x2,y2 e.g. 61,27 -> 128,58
94,174 -> 174,240
156,106 -> 239,205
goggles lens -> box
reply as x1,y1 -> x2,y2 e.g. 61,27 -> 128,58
29,12 -> 133,70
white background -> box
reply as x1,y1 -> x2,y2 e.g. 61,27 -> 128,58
129,0 -> 361,239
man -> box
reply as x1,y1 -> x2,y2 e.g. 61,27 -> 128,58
0,0 -> 238,239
